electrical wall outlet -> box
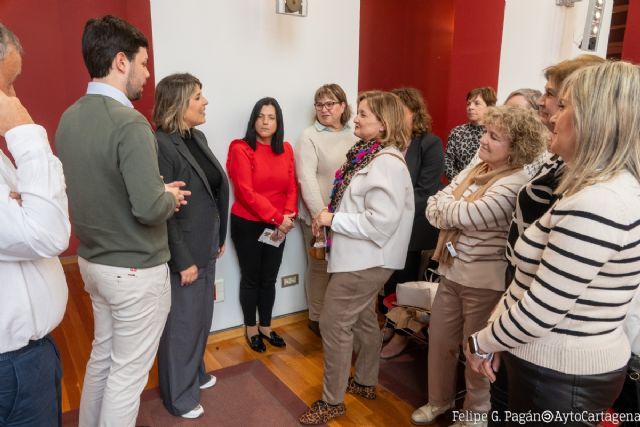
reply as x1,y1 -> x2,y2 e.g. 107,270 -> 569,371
214,279 -> 224,303
281,274 -> 299,288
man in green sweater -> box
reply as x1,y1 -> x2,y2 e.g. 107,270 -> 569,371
56,15 -> 188,427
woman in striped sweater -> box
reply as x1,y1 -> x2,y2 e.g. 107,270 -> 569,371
468,61 -> 640,421
411,106 -> 547,427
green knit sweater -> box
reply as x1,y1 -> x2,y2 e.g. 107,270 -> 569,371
56,95 -> 175,268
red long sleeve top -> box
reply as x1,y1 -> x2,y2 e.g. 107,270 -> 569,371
227,139 -> 298,225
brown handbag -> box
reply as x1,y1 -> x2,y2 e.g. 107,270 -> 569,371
308,236 -> 326,260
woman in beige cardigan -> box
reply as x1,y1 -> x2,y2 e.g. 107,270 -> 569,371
294,83 -> 357,336
298,91 -> 414,425
411,106 -> 547,427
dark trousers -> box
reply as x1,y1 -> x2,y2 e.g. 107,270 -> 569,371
489,265 -> 515,426
158,258 -> 216,416
383,250 -> 421,296
613,354 -> 640,427
504,352 -> 626,427
0,335 -> 62,427
230,214 -> 286,327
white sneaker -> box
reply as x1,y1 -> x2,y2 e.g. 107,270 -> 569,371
181,404 -> 204,419
411,401 -> 454,425
200,375 -> 217,389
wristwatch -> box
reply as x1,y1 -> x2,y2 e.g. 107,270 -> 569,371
468,334 -> 492,360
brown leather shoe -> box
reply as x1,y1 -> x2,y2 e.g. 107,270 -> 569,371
299,400 -> 346,425
346,377 -> 376,400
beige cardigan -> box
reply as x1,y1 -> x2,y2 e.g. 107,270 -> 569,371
294,123 -> 357,225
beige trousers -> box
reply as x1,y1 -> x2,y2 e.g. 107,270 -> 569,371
78,258 -> 171,427
301,223 -> 331,321
320,266 -> 393,404
427,276 -> 502,413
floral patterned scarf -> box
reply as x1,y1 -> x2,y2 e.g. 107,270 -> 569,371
328,138 -> 383,213
325,138 -> 383,251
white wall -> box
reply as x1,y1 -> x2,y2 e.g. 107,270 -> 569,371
497,0 -> 612,102
150,0 -> 361,331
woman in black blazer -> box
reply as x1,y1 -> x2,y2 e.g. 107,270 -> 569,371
152,73 -> 229,419
380,88 -> 444,358
387,88 -> 443,289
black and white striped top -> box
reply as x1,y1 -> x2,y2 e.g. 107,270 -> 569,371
477,170 -> 640,375
505,156 -> 565,265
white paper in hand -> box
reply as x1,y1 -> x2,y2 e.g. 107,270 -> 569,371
258,228 -> 285,247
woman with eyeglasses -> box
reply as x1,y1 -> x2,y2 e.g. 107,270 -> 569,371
294,84 -> 357,336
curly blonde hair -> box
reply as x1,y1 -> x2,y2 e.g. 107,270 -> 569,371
482,106 -> 548,167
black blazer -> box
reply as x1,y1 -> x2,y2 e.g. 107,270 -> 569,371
156,128 -> 229,273
405,132 -> 444,252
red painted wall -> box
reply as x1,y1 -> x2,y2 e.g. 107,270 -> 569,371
445,0 -> 505,135
0,0 -> 155,256
358,0 -> 505,143
622,0 -> 640,63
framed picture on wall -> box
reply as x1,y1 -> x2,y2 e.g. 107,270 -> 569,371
276,0 -> 308,17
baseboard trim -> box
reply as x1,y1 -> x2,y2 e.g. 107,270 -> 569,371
207,311 -> 308,344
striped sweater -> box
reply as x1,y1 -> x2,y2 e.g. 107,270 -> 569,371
505,156 -> 565,265
477,170 -> 640,375
426,166 -> 529,291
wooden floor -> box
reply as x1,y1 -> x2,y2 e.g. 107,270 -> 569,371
53,261 -> 420,426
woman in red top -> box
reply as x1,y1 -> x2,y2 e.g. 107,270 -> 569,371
227,97 -> 298,353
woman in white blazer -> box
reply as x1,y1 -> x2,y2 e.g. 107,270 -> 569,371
298,91 -> 414,425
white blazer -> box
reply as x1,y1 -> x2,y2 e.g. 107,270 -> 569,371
328,146 -> 414,273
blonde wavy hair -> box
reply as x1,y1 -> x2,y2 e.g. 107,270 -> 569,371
357,91 -> 408,150
556,61 -> 640,196
482,106 -> 548,167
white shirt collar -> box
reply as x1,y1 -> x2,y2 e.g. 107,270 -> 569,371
86,82 -> 133,108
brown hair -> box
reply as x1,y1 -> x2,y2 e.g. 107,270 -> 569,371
152,73 -> 202,136
466,86 -> 497,106
314,83 -> 352,126
543,54 -> 605,88
482,106 -> 547,167
391,87 -> 432,135
357,91 -> 408,150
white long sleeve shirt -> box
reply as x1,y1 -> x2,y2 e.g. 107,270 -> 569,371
0,124 -> 70,353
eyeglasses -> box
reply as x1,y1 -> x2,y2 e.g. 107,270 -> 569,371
314,101 -> 340,111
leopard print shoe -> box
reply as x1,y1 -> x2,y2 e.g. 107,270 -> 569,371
298,400 -> 346,425
346,377 -> 376,400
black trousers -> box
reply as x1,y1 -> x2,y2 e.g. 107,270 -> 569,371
382,250 -> 421,296
504,352 -> 626,427
230,214 -> 286,327
612,354 -> 640,427
488,265 -> 515,427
